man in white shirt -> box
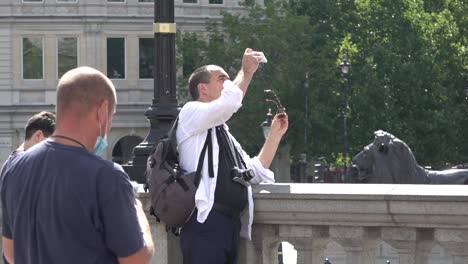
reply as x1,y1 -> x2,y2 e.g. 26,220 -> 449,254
177,48 -> 288,264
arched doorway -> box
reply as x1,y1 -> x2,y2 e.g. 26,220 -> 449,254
112,135 -> 143,165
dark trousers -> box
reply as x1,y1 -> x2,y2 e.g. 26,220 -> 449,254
180,209 -> 241,264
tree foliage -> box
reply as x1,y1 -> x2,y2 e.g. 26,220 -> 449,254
176,0 -> 467,167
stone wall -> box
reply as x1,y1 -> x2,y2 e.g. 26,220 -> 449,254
139,183 -> 468,264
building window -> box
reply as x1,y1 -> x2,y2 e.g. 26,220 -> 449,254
23,0 -> 43,2
138,0 -> 153,2
107,38 -> 126,79
57,37 -> 78,78
139,38 -> 154,79
183,0 -> 197,3
107,0 -> 125,2
241,0 -> 255,5
209,0 -> 223,4
22,37 -> 43,80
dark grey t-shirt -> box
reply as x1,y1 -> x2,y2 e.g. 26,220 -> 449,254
0,141 -> 144,264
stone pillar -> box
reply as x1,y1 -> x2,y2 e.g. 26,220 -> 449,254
436,228 -> 468,264
139,193 -> 184,264
151,220 -> 168,264
294,237 -> 329,264
330,226 -> 379,264
382,227 -> 434,264
83,22 -> 102,70
415,228 -> 435,264
251,224 -> 281,264
239,238 -> 259,264
126,35 -> 138,90
272,144 -> 291,183
282,225 -> 329,264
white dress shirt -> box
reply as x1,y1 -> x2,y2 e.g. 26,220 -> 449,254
176,80 -> 275,239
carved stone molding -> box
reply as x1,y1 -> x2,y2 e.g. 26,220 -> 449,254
55,7 -> 79,14
20,6 -> 44,15
84,23 -> 102,34
138,6 -> 153,16
108,7 -> 128,15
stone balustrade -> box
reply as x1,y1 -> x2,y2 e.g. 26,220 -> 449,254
139,183 -> 468,264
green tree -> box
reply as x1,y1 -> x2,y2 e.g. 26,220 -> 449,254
176,0 -> 468,167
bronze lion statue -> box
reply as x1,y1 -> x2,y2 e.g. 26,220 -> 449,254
352,130 -> 468,184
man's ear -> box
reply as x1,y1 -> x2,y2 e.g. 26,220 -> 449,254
96,100 -> 109,122
33,130 -> 45,142
198,83 -> 208,97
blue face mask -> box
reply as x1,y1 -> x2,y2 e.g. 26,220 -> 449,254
93,135 -> 108,156
94,109 -> 109,156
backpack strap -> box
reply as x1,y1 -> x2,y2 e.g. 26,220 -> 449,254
168,117 -> 179,155
194,129 -> 213,187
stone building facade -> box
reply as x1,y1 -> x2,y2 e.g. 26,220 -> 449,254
0,0 -> 264,164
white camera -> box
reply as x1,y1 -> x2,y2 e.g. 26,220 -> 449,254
258,52 -> 268,63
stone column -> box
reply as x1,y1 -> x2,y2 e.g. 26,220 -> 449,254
83,22 -> 102,70
436,228 -> 468,264
382,227 -> 434,264
282,225 -> 329,264
139,193 -> 182,264
239,238 -> 259,264
294,237 -> 330,264
126,35 -> 138,90
330,226 -> 379,264
151,220 -> 168,264
251,224 -> 281,264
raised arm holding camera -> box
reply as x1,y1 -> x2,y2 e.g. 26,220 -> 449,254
176,48 -> 288,264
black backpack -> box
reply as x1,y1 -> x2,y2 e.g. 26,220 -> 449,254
145,117 -> 213,230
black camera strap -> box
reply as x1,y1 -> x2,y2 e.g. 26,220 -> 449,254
233,144 -> 247,170
216,125 -> 247,170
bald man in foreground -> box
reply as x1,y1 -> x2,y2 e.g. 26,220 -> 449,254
0,67 -> 154,264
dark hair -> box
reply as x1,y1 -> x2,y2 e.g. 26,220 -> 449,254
24,111 -> 56,140
188,66 -> 212,100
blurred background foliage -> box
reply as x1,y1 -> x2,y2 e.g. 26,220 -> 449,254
175,0 -> 467,168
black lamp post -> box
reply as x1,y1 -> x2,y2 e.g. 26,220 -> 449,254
339,53 -> 351,179
122,0 -> 178,183
260,108 -> 273,139
464,81 -> 468,100
304,72 -> 309,154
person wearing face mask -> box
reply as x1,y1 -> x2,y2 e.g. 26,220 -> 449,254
0,67 -> 154,264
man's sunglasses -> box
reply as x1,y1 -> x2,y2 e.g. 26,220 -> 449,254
264,89 -> 286,117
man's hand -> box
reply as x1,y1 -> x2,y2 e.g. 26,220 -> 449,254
258,113 -> 289,169
241,48 -> 265,75
234,48 -> 267,96
269,113 -> 289,139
